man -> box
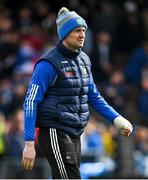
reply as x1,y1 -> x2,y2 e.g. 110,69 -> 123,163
22,7 -> 133,179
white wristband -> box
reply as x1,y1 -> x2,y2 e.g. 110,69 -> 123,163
113,116 -> 133,132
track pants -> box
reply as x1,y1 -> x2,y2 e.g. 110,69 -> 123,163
38,127 -> 81,179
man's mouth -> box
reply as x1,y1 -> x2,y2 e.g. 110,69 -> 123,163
78,39 -> 84,42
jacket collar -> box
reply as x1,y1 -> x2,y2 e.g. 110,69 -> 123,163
56,41 -> 81,58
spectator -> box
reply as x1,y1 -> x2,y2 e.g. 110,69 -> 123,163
5,109 -> 24,156
0,113 -> 6,157
125,40 -> 148,84
0,79 -> 14,115
134,126 -> 148,177
117,1 -> 144,53
138,72 -> 148,127
81,117 -> 104,158
91,0 -> 119,47
91,31 -> 114,82
102,70 -> 127,113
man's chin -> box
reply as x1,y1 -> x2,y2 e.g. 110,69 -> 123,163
78,43 -> 84,48
74,43 -> 84,49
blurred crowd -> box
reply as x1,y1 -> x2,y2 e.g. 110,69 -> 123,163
0,0 -> 148,178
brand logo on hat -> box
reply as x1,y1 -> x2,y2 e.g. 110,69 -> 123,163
77,19 -> 83,25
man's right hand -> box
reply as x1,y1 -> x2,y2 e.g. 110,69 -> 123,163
22,141 -> 36,170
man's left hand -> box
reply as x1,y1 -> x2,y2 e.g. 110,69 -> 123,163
121,127 -> 132,136
113,116 -> 133,136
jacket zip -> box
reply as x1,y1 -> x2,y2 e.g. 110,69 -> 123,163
74,57 -> 83,119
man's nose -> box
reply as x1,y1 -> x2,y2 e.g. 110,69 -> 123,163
80,31 -> 85,38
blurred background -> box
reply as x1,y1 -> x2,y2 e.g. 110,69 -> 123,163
0,0 -> 148,179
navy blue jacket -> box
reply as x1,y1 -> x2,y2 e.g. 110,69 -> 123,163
36,42 -> 91,137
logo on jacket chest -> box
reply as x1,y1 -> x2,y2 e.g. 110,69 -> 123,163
61,60 -> 74,77
63,66 -> 75,77
61,60 -> 88,78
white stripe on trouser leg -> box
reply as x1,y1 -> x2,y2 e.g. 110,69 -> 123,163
53,129 -> 68,178
50,128 -> 68,179
49,129 -> 65,178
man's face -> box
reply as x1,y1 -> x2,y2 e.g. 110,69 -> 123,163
63,27 -> 86,51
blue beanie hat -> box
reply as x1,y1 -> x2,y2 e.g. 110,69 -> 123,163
56,7 -> 87,41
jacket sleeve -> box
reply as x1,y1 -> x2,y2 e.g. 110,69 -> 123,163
23,60 -> 57,141
88,73 -> 120,123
